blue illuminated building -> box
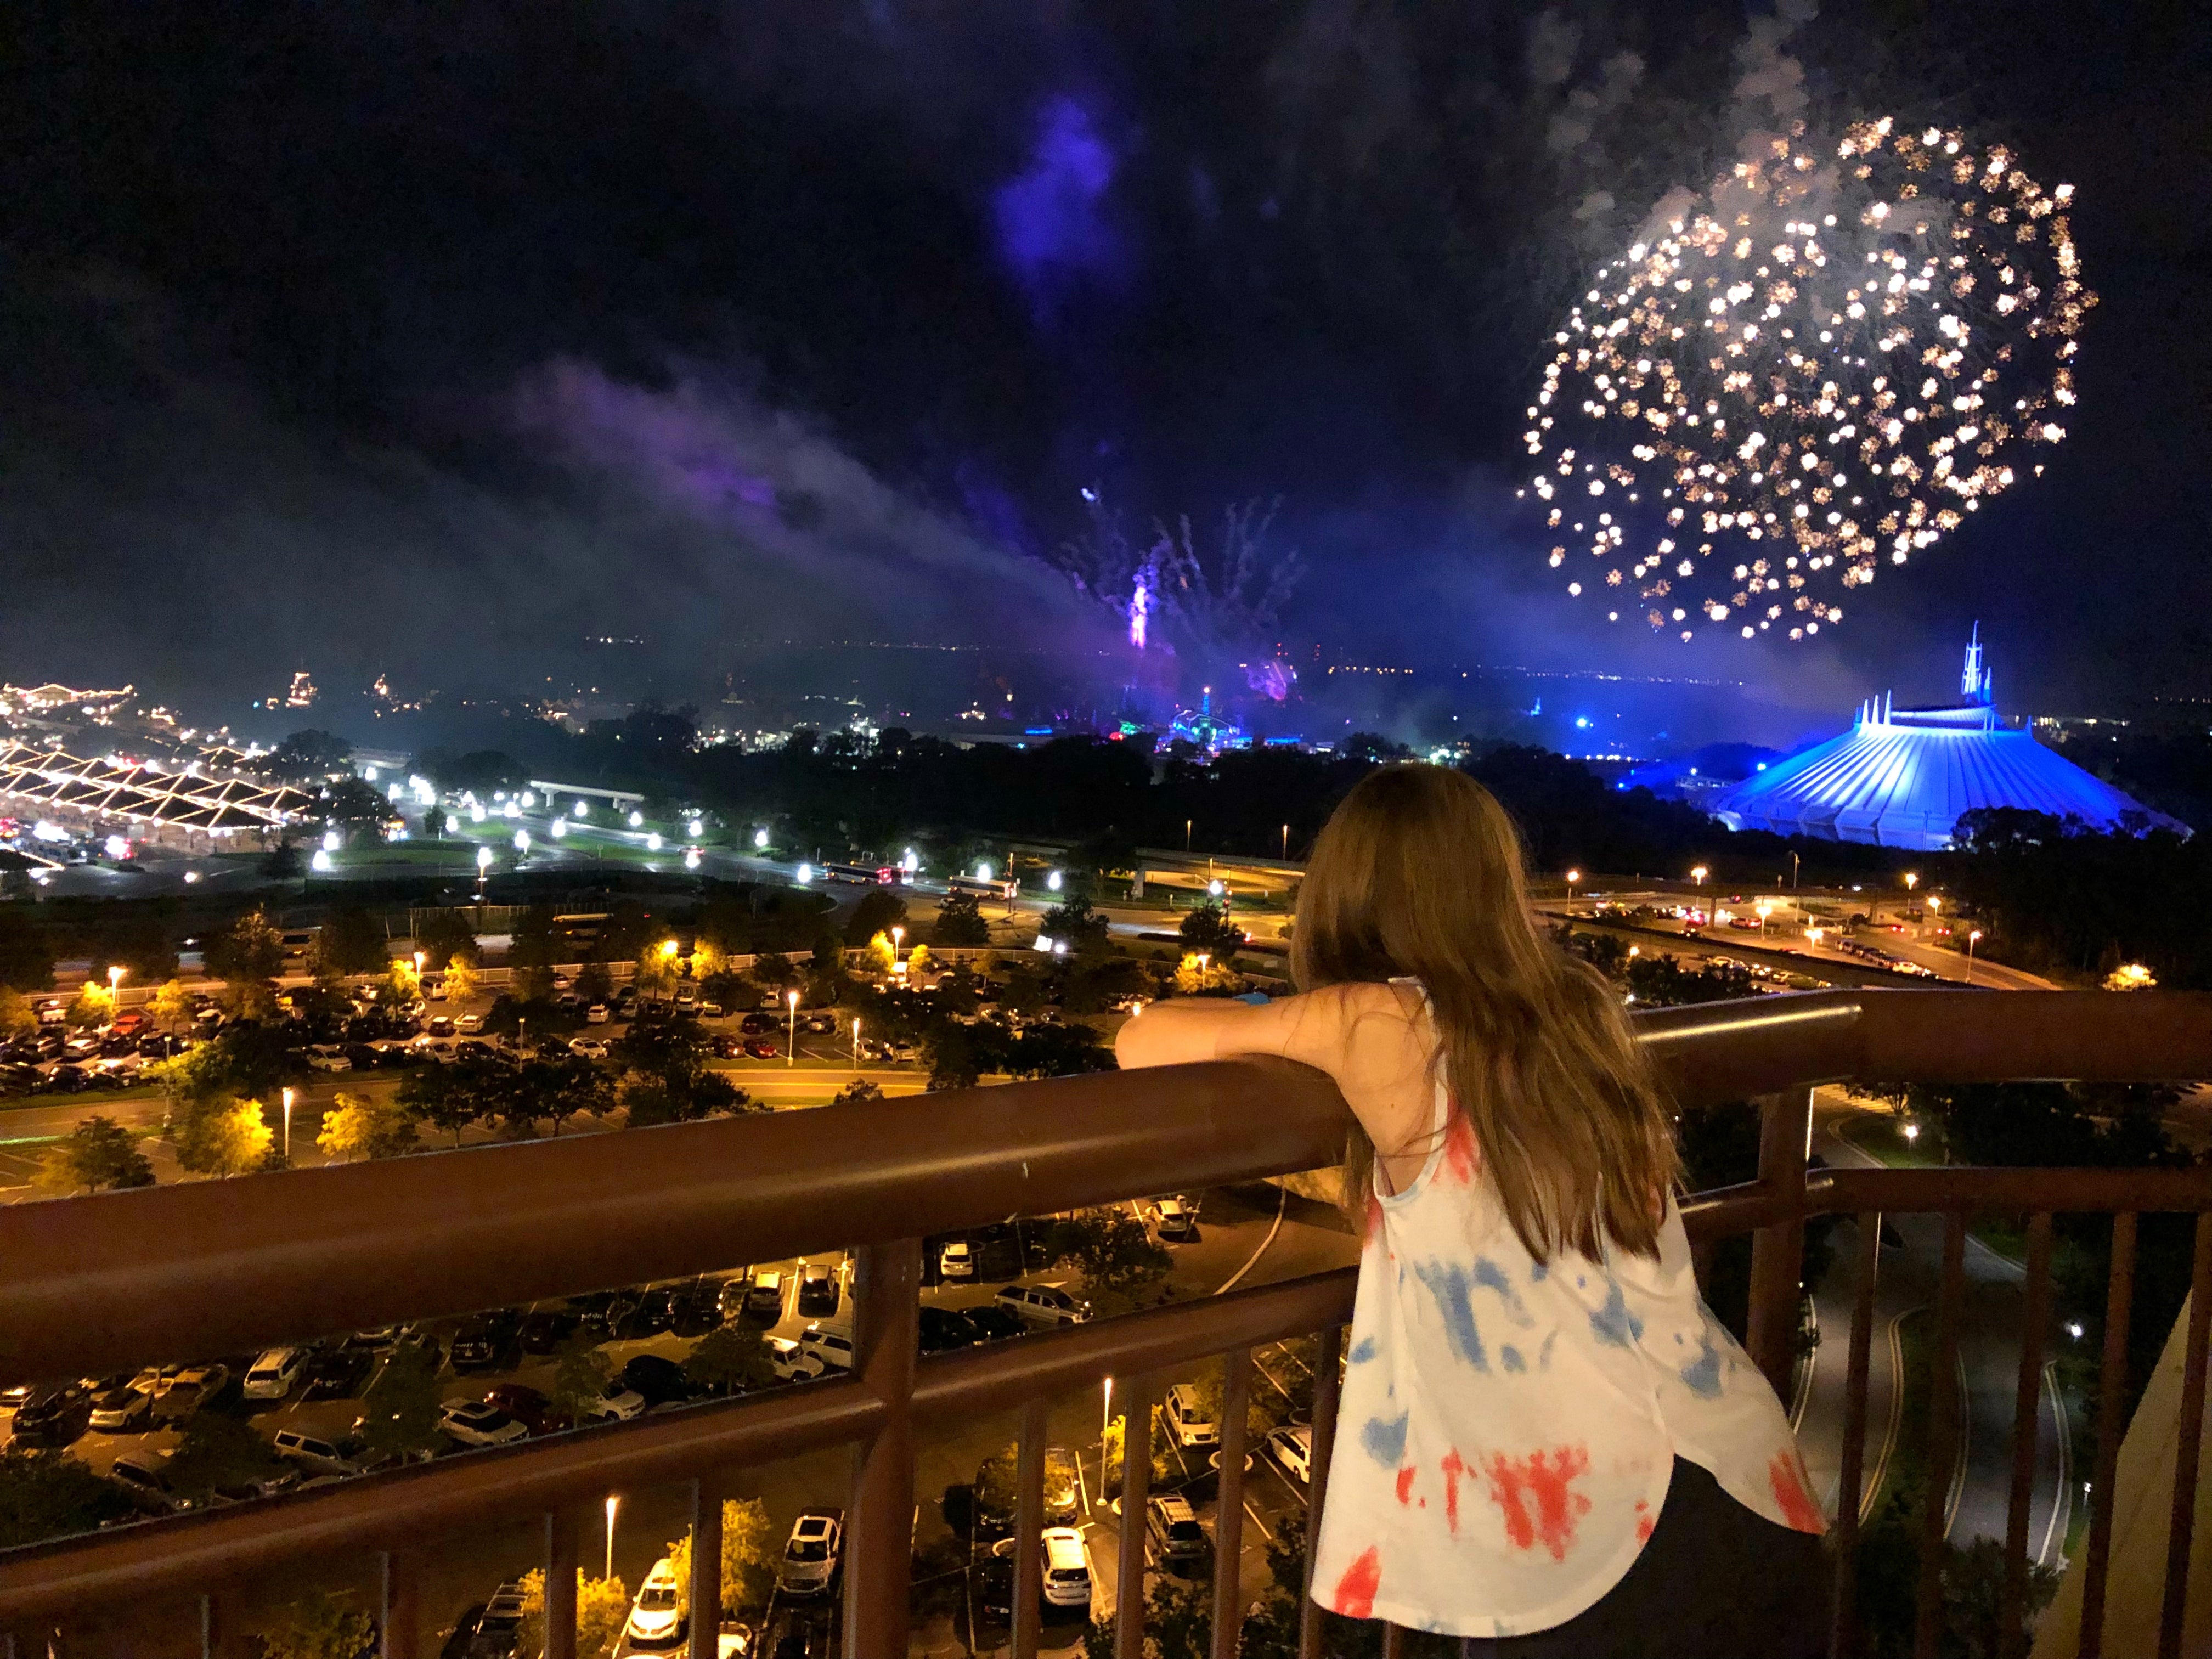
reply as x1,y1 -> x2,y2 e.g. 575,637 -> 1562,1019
1712,629 -> 2187,849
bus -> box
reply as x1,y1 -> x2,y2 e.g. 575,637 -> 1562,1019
823,861 -> 904,886
946,873 -> 1018,902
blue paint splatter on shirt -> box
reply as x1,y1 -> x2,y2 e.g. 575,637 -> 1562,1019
1360,1412 -> 1410,1465
1348,1336 -> 1378,1365
1528,1261 -> 1549,1282
1539,1330 -> 1558,1370
1501,1346 -> 1526,1373
1412,1259 -> 1489,1372
1472,1257 -> 1535,1327
1679,1337 -> 1724,1398
1589,1278 -> 1645,1348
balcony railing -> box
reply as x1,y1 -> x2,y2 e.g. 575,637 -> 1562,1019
1,988 -> 2209,1658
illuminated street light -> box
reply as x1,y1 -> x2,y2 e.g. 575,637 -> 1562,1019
687,819 -> 702,838
851,1015 -> 861,1073
684,847 -> 701,870
605,1494 -> 620,1582
645,832 -> 662,851
476,847 -> 493,871
976,861 -> 993,882
659,939 -> 679,958
1207,879 -> 1226,899
107,965 -> 125,998
573,801 -> 589,820
1966,928 -> 1984,984
281,1086 -> 294,1163
891,926 -> 904,958
786,989 -> 800,1066
796,862 -> 814,884
754,827 -> 770,849
1690,865 -> 1709,885
1903,1121 -> 1920,1145
323,828 -> 342,852
311,849 -> 334,873
628,810 -> 644,828
551,817 -> 568,839
1903,872 -> 1920,891
1046,870 -> 1063,892
902,848 -> 919,874
1565,868 -> 1582,891
513,830 -> 530,853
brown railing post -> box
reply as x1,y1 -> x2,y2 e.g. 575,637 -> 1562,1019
1298,1324 -> 1345,1659
1915,1214 -> 1967,1659
199,1593 -> 219,1659
1747,1087 -> 1813,1400
2157,1212 -> 2212,1659
542,1508 -> 580,1659
844,1240 -> 919,1659
1210,1348 -> 1251,1659
379,1549 -> 417,1659
688,1476 -> 721,1645
1831,1211 -> 1881,1659
2000,1214 -> 2054,1659
1014,1398 -> 1047,1659
2079,1212 -> 2137,1659
1116,1375 -> 1159,1659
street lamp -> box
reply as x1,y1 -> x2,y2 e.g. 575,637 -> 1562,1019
1807,926 -> 1825,950
1903,1121 -> 1920,1146
786,989 -> 799,1066
1691,865 -> 1708,887
891,925 -> 904,959
1966,928 -> 1984,985
1282,823 -> 1290,860
1903,871 -> 1919,892
1185,819 -> 1193,852
1565,868 -> 1582,898
281,1086 -> 294,1163
604,1494 -> 620,1582
851,1017 -> 861,1073
107,964 -> 125,1002
475,844 -> 492,902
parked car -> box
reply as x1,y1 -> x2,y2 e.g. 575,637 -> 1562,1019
619,1555 -> 687,1654
585,1003 -> 610,1024
439,1398 -> 529,1449
742,1038 -> 777,1060
619,1354 -> 696,1409
1162,1383 -> 1219,1451
776,1511 -> 844,1598
764,1336 -> 819,1383
739,1014 -> 775,1035
582,1376 -> 647,1424
154,1363 -> 230,1419
450,1311 -> 523,1374
305,1044 -> 353,1072
427,1016 -> 454,1038
1146,1494 -> 1209,1573
87,1384 -> 153,1433
453,1581 -> 527,1659
994,1283 -> 1091,1328
1264,1424 -> 1312,1485
302,1343 -> 375,1401
742,1271 -> 787,1323
9,1382 -> 93,1447
456,1013 -> 485,1035
916,1306 -> 978,1355
272,1427 -> 365,1476
1153,1197 -> 1200,1242
519,1308 -> 583,1356
669,1279 -> 723,1338
109,1450 -> 185,1515
961,1305 -> 1029,1344
796,1262 -> 840,1318
568,1036 -> 610,1060
1039,1527 -> 1093,1607
243,1346 -> 312,1402
482,1385 -> 566,1436
938,1240 -> 975,1279
797,1323 -> 854,1375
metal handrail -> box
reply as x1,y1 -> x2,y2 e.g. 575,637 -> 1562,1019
3,988 -> 2211,1651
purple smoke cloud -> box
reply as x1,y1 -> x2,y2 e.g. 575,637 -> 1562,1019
992,95 -> 1122,319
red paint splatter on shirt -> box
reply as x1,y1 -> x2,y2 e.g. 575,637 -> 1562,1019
1768,1451 -> 1827,1534
1440,1447 -> 1469,1533
1482,1445 -> 1595,1561
1363,1191 -> 1385,1249
1330,1545 -> 1383,1620
1440,1110 -> 1480,1184
1634,1498 -> 1655,1544
1395,1465 -> 1417,1505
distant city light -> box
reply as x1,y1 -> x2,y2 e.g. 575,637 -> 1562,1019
573,801 -> 589,819
323,830 -> 341,851
520,791 -> 535,808
902,848 -> 919,873
977,862 -> 994,881
1207,879 -> 1226,898
311,850 -> 332,873
2066,1321 -> 2085,1340
476,847 -> 493,871
551,818 -> 567,839
469,804 -> 486,823
687,820 -> 702,838
103,834 -> 129,860
684,847 -> 701,870
645,832 -> 662,851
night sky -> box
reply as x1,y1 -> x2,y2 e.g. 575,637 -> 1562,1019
1,1 -> 2205,714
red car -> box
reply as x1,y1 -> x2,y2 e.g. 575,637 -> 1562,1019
742,1038 -> 778,1060
482,1384 -> 567,1436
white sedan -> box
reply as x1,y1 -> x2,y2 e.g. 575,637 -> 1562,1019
939,1240 -> 975,1279
438,1398 -> 529,1448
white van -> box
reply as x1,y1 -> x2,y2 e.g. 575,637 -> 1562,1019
242,1347 -> 309,1401
1162,1383 -> 1219,1450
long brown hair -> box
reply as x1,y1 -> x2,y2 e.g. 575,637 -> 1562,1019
1293,764 -> 1677,1261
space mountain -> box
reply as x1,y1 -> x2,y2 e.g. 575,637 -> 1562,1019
1712,630 -> 2187,850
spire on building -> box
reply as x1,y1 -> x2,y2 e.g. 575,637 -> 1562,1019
1961,623 -> 1991,706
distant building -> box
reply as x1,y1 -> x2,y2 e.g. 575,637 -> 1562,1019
1712,628 -> 2187,849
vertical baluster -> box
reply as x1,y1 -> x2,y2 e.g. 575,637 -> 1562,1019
1747,1087 -> 1814,1401
2157,1212 -> 2212,1659
380,1549 -> 418,1659
2000,1213 -> 2054,1659
200,1592 -> 221,1659
689,1476 -> 723,1650
1297,1324 -> 1345,1659
1914,1213 -> 1967,1659
1014,1397 -> 1047,1659
1379,1621 -> 1408,1657
1831,1210 -> 1882,1659
845,1239 -> 919,1659
2078,1211 -> 2136,1659
543,1508 -> 580,1659
1116,1375 -> 1159,1659
1211,1348 -> 1252,1659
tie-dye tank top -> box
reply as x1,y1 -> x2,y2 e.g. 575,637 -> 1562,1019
1310,1051 -> 1825,1639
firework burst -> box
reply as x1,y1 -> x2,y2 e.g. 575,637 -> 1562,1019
1525,118 -> 2096,642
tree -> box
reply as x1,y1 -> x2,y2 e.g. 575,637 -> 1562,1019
622,1069 -> 753,1128
683,1324 -> 777,1397
575,960 -> 614,1005
204,906 -> 285,987
906,942 -> 935,977
151,978 -> 194,1034
1172,953 -> 1241,996
315,906 -> 387,977
442,954 -> 481,1005
421,804 -> 449,839
36,1116 -> 155,1194
64,981 -> 114,1030
153,1025 -> 290,1108
1005,1023 -> 1118,1080
1039,896 -> 1111,955
1047,1209 -> 1172,1311
1067,826 -> 1140,890
267,730 -> 353,782
518,1570 -> 629,1659
843,888 -> 909,948
258,1593 -> 376,1659
0,986 -> 32,1042
414,909 -> 481,967
866,930 -> 898,973
1177,901 -> 1245,960
396,1057 -> 500,1147
548,1329 -> 612,1425
664,1497 -> 777,1618
634,950 -> 676,1001
166,1413 -> 286,1500
930,891 -> 990,946
316,1092 -> 419,1161
516,1054 -> 616,1136
173,1099 -> 273,1176
358,1341 -> 443,1461
0,1447 -> 132,1548
0,908 -> 54,992
923,1021 -> 1003,1091
749,952 -> 798,994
